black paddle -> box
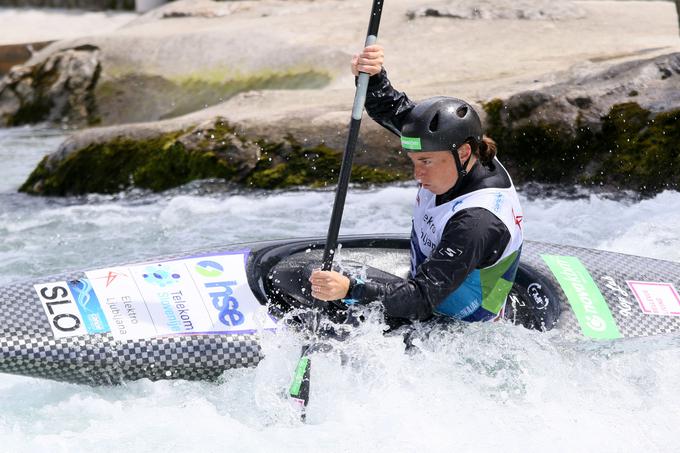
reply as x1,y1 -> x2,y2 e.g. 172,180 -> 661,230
288,0 -> 385,421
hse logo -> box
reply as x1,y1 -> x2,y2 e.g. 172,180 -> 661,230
205,280 -> 245,327
142,265 -> 181,288
196,259 -> 245,327
195,260 -> 224,278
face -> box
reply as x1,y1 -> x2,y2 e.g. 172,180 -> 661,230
407,151 -> 457,195
407,144 -> 474,195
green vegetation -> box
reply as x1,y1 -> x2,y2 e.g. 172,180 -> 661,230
246,141 -> 404,189
19,119 -> 407,196
590,103 -> 680,193
483,100 -> 679,193
18,131 -> 225,195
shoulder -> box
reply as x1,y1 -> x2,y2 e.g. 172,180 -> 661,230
442,207 -> 510,249
445,207 -> 506,231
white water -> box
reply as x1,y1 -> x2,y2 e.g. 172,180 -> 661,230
1,127 -> 680,452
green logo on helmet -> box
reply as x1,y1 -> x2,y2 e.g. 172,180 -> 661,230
401,136 -> 422,150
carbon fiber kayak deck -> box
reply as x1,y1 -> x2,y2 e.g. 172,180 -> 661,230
0,236 -> 678,384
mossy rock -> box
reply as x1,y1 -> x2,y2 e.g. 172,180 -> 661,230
19,119 -> 408,196
246,140 -> 404,189
19,132 -> 239,195
588,103 -> 680,193
483,99 -> 679,193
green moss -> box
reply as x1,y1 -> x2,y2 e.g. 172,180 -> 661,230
246,142 -> 404,189
483,98 -> 504,129
587,103 -> 680,193
20,122 -> 407,196
483,99 -> 679,192
483,99 -> 597,183
18,130 -> 243,195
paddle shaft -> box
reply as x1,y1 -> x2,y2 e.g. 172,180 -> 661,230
322,0 -> 384,271
289,0 -> 385,418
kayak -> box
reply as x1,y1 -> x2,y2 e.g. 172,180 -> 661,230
1,235 -> 679,385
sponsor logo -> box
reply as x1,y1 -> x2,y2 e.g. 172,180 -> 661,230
512,207 -> 523,231
205,280 -> 245,326
542,254 -> 621,340
585,314 -> 607,332
195,260 -> 224,278
493,193 -> 504,213
142,265 -> 181,288
401,136 -> 422,150
96,271 -> 128,288
527,283 -> 550,310
451,200 -> 463,212
600,275 -> 634,317
422,214 -> 436,234
626,280 -> 680,316
440,247 -> 463,258
196,259 -> 245,327
419,230 -> 437,251
68,279 -> 110,334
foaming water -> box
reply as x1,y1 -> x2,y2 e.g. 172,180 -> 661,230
1,127 -> 679,452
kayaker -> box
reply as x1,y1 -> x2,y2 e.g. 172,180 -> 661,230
310,45 -> 524,322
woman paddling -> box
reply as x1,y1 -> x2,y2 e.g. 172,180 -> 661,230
310,45 -> 524,323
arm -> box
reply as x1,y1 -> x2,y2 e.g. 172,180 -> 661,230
348,208 -> 511,320
351,45 -> 416,136
363,68 -> 416,136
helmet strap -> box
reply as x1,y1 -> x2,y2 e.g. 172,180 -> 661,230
452,149 -> 471,178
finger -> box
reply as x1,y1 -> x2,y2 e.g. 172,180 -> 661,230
358,59 -> 382,68
363,44 -> 383,52
360,52 -> 383,60
357,65 -> 381,75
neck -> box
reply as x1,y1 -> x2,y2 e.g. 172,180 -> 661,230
436,159 -> 480,205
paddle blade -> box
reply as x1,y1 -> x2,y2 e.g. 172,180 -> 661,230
289,354 -> 311,415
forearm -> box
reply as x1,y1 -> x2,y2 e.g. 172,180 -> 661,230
364,68 -> 416,136
350,277 -> 439,321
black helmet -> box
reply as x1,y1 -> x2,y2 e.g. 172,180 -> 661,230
400,97 -> 482,153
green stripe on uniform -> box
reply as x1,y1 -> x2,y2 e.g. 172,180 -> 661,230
401,136 -> 422,150
542,254 -> 621,340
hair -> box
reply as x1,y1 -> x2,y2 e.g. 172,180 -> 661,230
469,135 -> 497,165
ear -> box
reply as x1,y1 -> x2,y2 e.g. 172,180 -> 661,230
457,143 -> 472,161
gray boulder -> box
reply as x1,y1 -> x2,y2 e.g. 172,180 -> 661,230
0,45 -> 101,127
407,0 -> 587,20
485,52 -> 680,192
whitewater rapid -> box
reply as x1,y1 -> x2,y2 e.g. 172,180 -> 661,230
1,127 -> 679,452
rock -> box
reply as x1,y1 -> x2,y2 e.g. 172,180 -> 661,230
407,0 -> 587,21
18,51 -> 680,196
0,45 -> 101,127
9,0 -> 680,195
484,52 -> 680,193
19,116 -> 410,196
0,0 -> 133,10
